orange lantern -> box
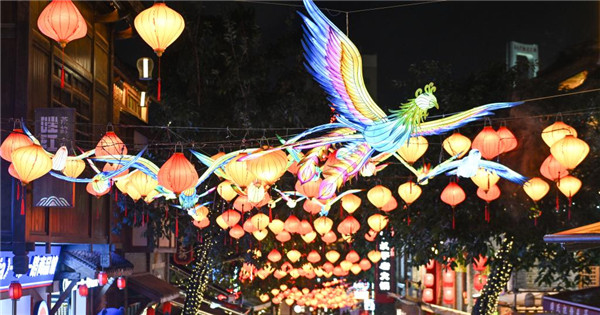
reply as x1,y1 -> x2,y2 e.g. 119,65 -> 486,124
557,175 -> 581,199
247,147 -> 288,185
190,205 -> 209,222
397,136 -> 428,164
345,250 -> 360,263
276,231 -> 291,243
341,193 -> 361,214
307,250 -> 321,264
340,260 -> 352,272
367,185 -> 392,208
62,159 -> 85,178
268,249 -> 282,263
540,154 -> 569,181
295,179 -> 322,198
284,215 -> 300,234
222,210 -> 241,227
471,168 -> 500,191
440,182 -> 465,229
268,219 -> 285,235
325,250 -> 340,263
542,121 -> 577,147
233,195 -> 253,212
8,164 -> 20,181
471,126 -> 501,160
442,287 -> 455,305
287,250 -> 302,263
243,219 -> 257,233
523,177 -> 550,202
11,145 -> 52,184
193,218 -> 210,229
37,0 -> 87,88
322,262 -> 334,273
321,231 -> 337,244
229,225 -> 245,239
298,220 -> 313,235
368,250 -> 381,263
359,258 -> 371,271
365,229 -> 377,242
217,181 -> 237,201
250,213 -> 270,231
398,181 -> 422,205
95,131 -> 127,157
497,126 -> 518,153
158,151 -> 198,194
477,185 -> 501,222
314,216 -> 333,235
442,132 -> 471,158
0,128 -> 33,162
367,214 -> 388,232
225,153 -> 254,188
381,197 -> 398,212
337,216 -> 360,235
550,135 -> 589,170
303,199 -> 323,215
129,171 -> 158,197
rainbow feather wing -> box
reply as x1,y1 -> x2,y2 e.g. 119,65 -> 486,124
300,0 -> 387,127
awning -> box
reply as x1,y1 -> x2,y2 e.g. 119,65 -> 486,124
542,287 -> 600,315
543,221 -> 600,251
128,273 -> 181,303
62,250 -> 134,279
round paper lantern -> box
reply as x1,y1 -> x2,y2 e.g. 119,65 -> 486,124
298,220 -> 313,235
272,297 -> 281,305
398,181 -> 422,205
341,194 -> 361,214
229,224 -> 245,239
367,185 -> 392,208
345,250 -> 360,263
247,147 -> 288,185
381,196 -> 398,212
321,231 -> 337,244
397,136 -> 428,164
225,153 -> 254,188
540,154 -> 569,181
477,185 -> 501,202
340,260 -> 352,272
247,181 -> 265,203
550,135 -> 589,169
337,216 -> 360,235
8,281 -> 22,300
333,266 -> 345,277
158,152 -> 198,194
440,182 -> 466,207
442,132 -> 471,159
473,274 -> 488,291
233,195 -> 253,212
367,214 -> 388,232
250,213 -> 270,231
0,128 -> 33,162
424,273 -> 435,287
78,284 -> 88,297
359,258 -> 371,271
62,159 -> 85,178
307,250 -> 321,263
471,168 -> 500,191
129,171 -> 158,197
497,126 -> 518,153
422,288 -> 434,303
243,220 -> 257,233
11,145 -> 52,184
259,294 -> 270,303
284,215 -> 300,234
216,214 -> 229,230
253,229 -> 268,241
523,177 -> 550,202
326,250 -> 340,263
95,131 -> 127,157
268,249 -> 282,263
222,210 -> 241,227
97,271 -> 108,286
217,181 -> 238,202
287,250 -> 301,263
191,205 -> 209,222
557,175 -> 582,198
276,231 -> 291,243
314,216 -> 333,235
301,231 -> 317,243
542,121 -> 577,147
8,164 -> 20,180
268,219 -> 285,235
471,126 -> 501,160
117,277 -> 126,290
193,218 -> 210,229
350,264 -> 362,275
271,288 -> 280,296
367,250 -> 381,263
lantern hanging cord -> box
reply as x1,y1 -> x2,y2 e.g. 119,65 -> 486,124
243,1 -> 445,15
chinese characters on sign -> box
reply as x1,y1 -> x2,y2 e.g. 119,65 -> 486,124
0,246 -> 61,291
375,236 -> 395,304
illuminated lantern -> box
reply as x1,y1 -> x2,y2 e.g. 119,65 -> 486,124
302,231 -> 317,243
222,210 -> 241,227
422,288 -> 434,303
233,195 -> 253,212
268,219 -> 285,235
443,270 -> 455,285
341,193 -> 361,214
8,281 -> 22,300
473,255 -> 487,272
298,220 -> 313,235
442,132 -> 471,158
359,258 -> 371,271
87,181 -> 110,198
247,147 -> 288,185
440,182 -> 465,207
8,164 -> 20,180
62,159 -> 85,178
322,262 -> 334,273
216,214 -> 229,230
523,177 -> 550,202
117,277 -> 126,290
557,175 -> 581,199
0,128 -> 33,162
97,271 -> 108,286
398,181 -> 422,205
284,215 -> 300,234
471,126 -> 501,160
253,229 -> 268,241
381,197 -> 398,212
497,126 -> 518,153
295,178 -> 322,198
259,294 -> 270,303
162,302 -> 172,314
287,250 -> 301,263
272,297 -> 281,305
103,163 -> 129,179
321,231 -> 337,244
314,216 -> 333,235
337,216 -> 360,235
367,214 -> 388,232
424,273 -> 435,287
303,199 -> 323,215
350,264 -> 362,275
217,181 -> 237,202
540,155 -> 569,181
229,224 -> 245,239
276,231 -> 291,243
125,183 -> 142,201
271,288 -> 280,296
477,185 -> 500,202
11,145 -> 52,184
285,298 -> 294,306
550,135 -> 589,169
146,308 -> 155,315
247,181 -> 265,204
158,151 -> 198,194
193,218 -> 210,229
129,171 -> 158,197
367,185 -> 392,208
78,284 -> 88,297
442,287 -> 455,304
397,136 -> 428,164
268,249 -> 282,262
225,153 -> 254,188
345,250 -> 360,263
137,57 -> 154,80
542,121 -> 577,147
340,260 -> 352,272
368,250 -> 381,263
37,0 -> 87,88
243,220 -> 257,233
95,131 -> 127,157
250,213 -> 270,231
473,274 -> 487,291
471,168 -> 500,191
365,229 -> 377,242
307,250 -> 321,263
326,250 -> 340,263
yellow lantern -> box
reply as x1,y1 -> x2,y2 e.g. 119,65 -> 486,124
217,180 -> 237,201
271,288 -> 280,296
557,175 -> 582,198
285,298 -> 294,306
314,216 -> 333,235
247,147 -> 288,185
253,229 -> 268,241
470,168 -> 500,191
62,159 -> 85,178
397,136 -> 428,164
368,214 -> 388,232
442,132 -> 471,158
128,170 -> 158,197
225,153 -> 255,188
115,177 -> 129,195
144,189 -> 160,204
268,219 -> 285,235
251,213 -> 270,231
523,177 -> 550,202
397,181 -> 422,205
259,294 -> 270,303
542,121 -> 577,147
287,250 -> 302,263
126,184 -> 142,201
216,214 -> 229,230
341,193 -> 361,214
340,260 -> 352,272
550,135 -> 589,170
325,250 -> 340,263
367,185 -> 392,208
350,264 -> 362,275
301,231 -> 317,243
368,250 -> 382,263
11,144 -> 52,184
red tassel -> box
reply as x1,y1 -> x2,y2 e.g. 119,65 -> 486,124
16,182 -> 20,198
157,56 -> 161,101
269,207 -> 272,221
124,206 -> 128,217
175,216 -> 179,237
556,191 -> 559,212
568,196 -> 572,220
61,47 -> 65,88
21,197 -> 25,216
133,212 -> 137,224
340,203 -> 343,218
197,231 -> 200,241
485,204 -> 490,223
115,190 -> 118,202
452,207 -> 455,230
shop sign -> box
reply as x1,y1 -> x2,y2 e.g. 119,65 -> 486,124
375,237 -> 395,303
0,246 -> 61,291
543,297 -> 600,315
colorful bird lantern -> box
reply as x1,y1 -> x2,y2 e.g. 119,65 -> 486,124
37,0 -> 87,88
87,181 -> 110,198
78,284 -> 89,297
497,125 -> 518,153
268,249 -> 282,263
523,177 -> 550,202
11,144 -> 53,184
217,181 -> 238,202
326,250 -> 340,263
287,250 -> 302,263
137,57 -> 154,80
540,154 -> 569,181
550,135 -> 589,170
96,131 -> 127,157
440,182 -> 466,229
0,128 -> 33,162
471,168 -> 500,191
345,250 -> 360,263
247,147 -> 288,185
268,219 -> 285,235
442,132 -> 471,159
398,181 -> 422,205
368,250 -> 381,263
471,126 -> 501,160
117,277 -> 126,290
341,193 -> 361,214
158,151 -> 199,194
134,2 -> 185,100
397,136 -> 428,164
229,225 -> 245,239
367,185 -> 392,208
97,271 -> 108,286
541,121 -> 577,147
337,216 -> 360,235
62,159 -> 85,178
314,216 -> 333,235
9,281 -> 22,300
367,214 -> 388,232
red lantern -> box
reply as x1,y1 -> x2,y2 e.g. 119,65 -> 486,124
276,231 -> 292,243
473,273 -> 488,291
359,258 -> 371,271
117,276 -> 126,290
95,131 -> 127,157
381,196 -> 398,212
471,126 -> 501,160
298,220 -> 313,235
284,215 -> 300,234
162,301 -> 172,314
442,287 -> 455,305
477,184 -> 501,222
345,250 -> 360,263
422,288 -> 434,303
78,284 -> 89,297
0,128 -> 33,162
337,216 -> 360,235
158,151 -> 199,194
146,308 -> 156,315
440,182 -> 466,229
540,155 -> 569,181
424,273 -> 435,287
8,281 -> 22,300
97,271 -> 108,286
443,270 -> 455,285
497,126 -> 518,153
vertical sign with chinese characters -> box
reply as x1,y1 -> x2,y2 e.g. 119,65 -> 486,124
33,108 -> 76,207
375,237 -> 395,304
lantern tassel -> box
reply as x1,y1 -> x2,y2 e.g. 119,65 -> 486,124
175,215 -> 179,237
133,211 -> 136,224
21,196 -> 25,216
452,207 -> 455,230
568,195 -> 572,221
556,191 -> 559,212
534,217 -> 538,227
485,204 -> 489,223
269,206 -> 272,221
61,47 -> 65,88
124,205 -> 127,217
157,56 -> 161,101
115,190 -> 118,202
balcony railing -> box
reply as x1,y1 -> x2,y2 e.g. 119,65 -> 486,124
113,82 -> 148,123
